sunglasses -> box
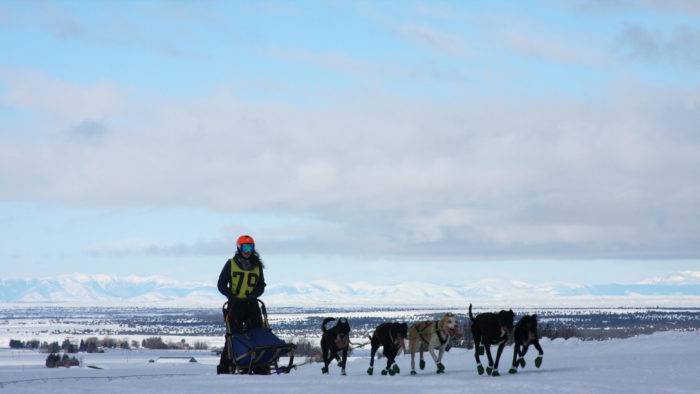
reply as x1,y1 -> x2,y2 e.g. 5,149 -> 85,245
240,243 -> 255,253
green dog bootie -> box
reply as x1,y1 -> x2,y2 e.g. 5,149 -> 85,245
478,345 -> 485,355
477,364 -> 484,375
491,369 -> 500,377
486,366 -> 493,376
518,358 -> 526,368
410,370 -> 417,375
436,363 -> 445,374
535,355 -> 543,368
419,359 -> 426,370
367,367 -> 373,375
389,368 -> 396,376
509,367 -> 517,374
381,369 -> 388,376
392,364 -> 400,374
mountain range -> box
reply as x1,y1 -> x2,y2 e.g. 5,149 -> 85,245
1,272 -> 699,307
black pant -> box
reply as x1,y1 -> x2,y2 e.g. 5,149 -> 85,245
227,299 -> 263,331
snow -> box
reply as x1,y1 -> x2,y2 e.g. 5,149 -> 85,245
0,331 -> 698,393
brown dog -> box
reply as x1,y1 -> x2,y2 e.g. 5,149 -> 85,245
408,313 -> 457,375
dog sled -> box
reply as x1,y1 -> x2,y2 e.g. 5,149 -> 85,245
217,299 -> 296,375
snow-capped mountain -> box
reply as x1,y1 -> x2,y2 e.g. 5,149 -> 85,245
0,273 -> 698,307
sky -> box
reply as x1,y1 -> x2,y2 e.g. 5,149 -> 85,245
1,0 -> 699,287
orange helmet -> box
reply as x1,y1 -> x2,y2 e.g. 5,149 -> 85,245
236,235 -> 255,249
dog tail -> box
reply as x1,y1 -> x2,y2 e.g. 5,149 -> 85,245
468,303 -> 475,322
321,317 -> 336,332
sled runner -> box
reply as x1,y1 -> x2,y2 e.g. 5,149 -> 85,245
217,299 -> 296,375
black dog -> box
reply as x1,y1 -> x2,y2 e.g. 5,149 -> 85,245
469,303 -> 514,377
367,322 -> 408,376
509,314 -> 543,374
320,317 -> 350,375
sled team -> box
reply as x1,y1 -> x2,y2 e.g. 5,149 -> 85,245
218,235 -> 544,376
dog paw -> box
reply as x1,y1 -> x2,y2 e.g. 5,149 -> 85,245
419,359 -> 426,370
477,364 -> 484,375
410,370 -> 417,376
509,368 -> 518,374
381,369 -> 388,376
436,363 -> 445,374
486,366 -> 493,375
518,358 -> 526,368
392,364 -> 400,374
367,367 -> 373,376
321,366 -> 329,374
491,369 -> 500,377
535,356 -> 543,368
341,370 -> 347,376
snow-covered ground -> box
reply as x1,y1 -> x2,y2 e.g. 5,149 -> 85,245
0,330 -> 698,393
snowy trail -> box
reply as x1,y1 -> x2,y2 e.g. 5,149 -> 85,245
1,331 -> 698,393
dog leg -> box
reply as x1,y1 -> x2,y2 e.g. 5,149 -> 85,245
368,342 -> 377,375
321,343 -> 330,374
518,344 -> 529,368
419,350 -> 426,370
386,348 -> 400,375
534,340 -> 543,368
410,346 -> 417,375
436,346 -> 446,374
491,341 -> 506,377
474,337 -> 484,375
509,343 -> 520,374
484,344 -> 495,376
341,347 -> 348,376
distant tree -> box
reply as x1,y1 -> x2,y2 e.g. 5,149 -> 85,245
9,339 -> 24,349
130,340 -> 140,349
118,339 -> 130,349
25,340 -> 40,349
142,337 -> 168,349
193,341 -> 208,350
79,339 -> 86,352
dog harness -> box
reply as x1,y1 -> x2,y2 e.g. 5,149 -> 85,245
415,321 -> 448,346
229,258 -> 261,299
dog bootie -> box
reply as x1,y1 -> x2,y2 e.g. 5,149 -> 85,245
388,368 -> 396,376
391,364 -> 400,374
478,345 -> 485,355
436,363 -> 445,374
486,366 -> 493,375
491,369 -> 500,377
518,357 -> 526,368
535,355 -> 543,368
341,370 -> 347,376
410,370 -> 417,376
321,366 -> 329,374
419,359 -> 426,370
367,367 -> 373,375
477,364 -> 484,375
338,360 -> 345,368
381,369 -> 388,376
509,367 -> 517,374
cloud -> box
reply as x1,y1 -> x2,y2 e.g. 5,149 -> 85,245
639,271 -> 700,285
1,71 -> 700,259
617,25 -> 700,67
397,23 -> 471,59
504,31 -> 607,66
575,0 -> 700,15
